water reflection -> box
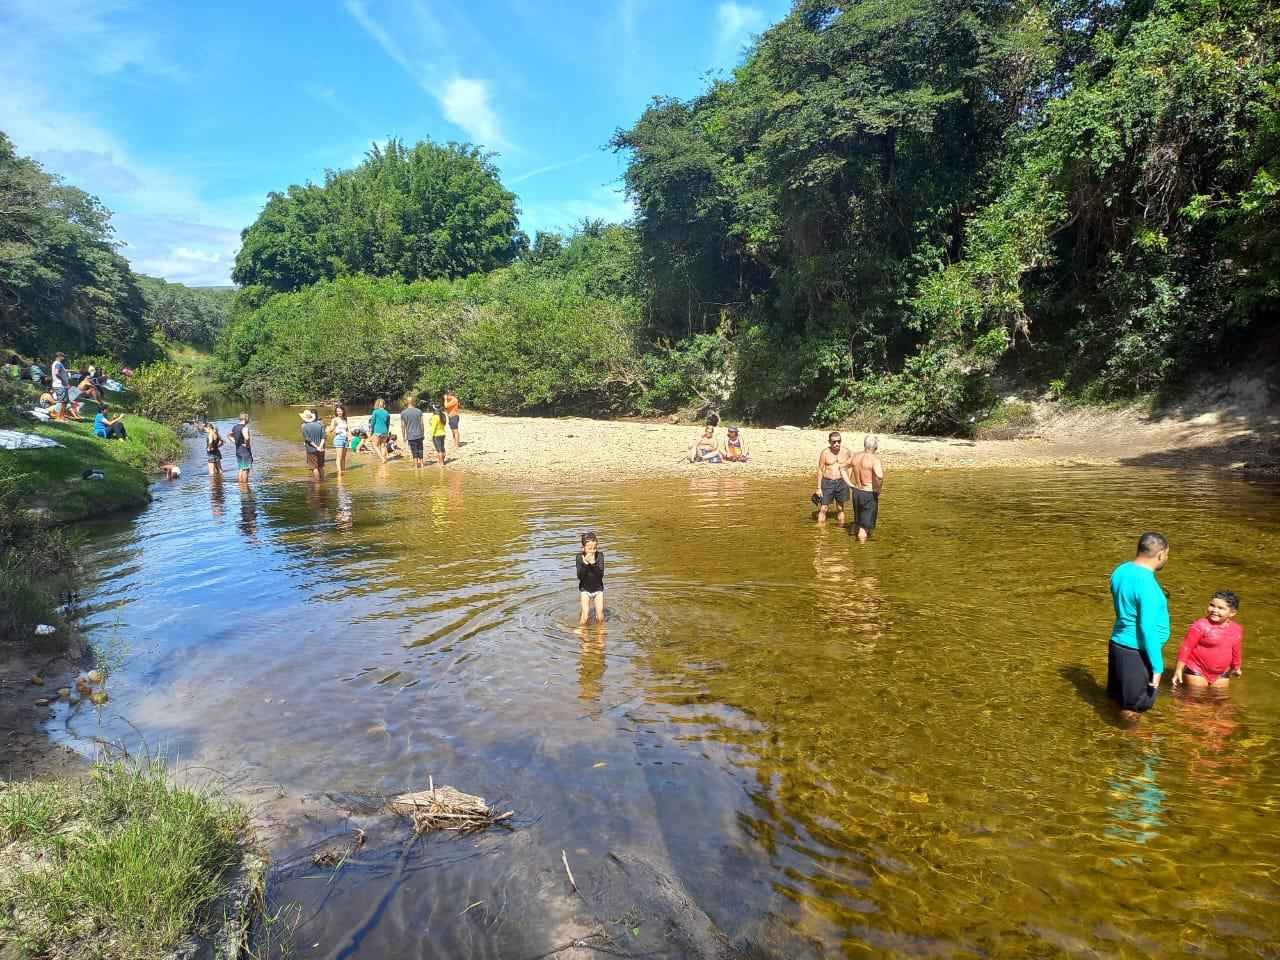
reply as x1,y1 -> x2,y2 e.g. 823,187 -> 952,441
58,417 -> 1280,958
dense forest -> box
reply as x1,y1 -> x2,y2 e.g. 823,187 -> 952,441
221,0 -> 1279,429
8,0 -> 1278,431
0,132 -> 233,361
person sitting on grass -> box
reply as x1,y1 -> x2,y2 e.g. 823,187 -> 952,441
39,391 -> 85,421
689,425 -> 722,463
722,425 -> 750,462
1173,591 -> 1243,691
94,404 -> 128,440
77,366 -> 104,404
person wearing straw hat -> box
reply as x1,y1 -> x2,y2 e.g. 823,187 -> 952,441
300,408 -> 326,481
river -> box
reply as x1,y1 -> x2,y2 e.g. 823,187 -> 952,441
53,406 -> 1280,958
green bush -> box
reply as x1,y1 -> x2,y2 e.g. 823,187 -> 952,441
0,459 -> 78,642
974,400 -> 1037,439
636,333 -> 732,416
128,361 -> 205,428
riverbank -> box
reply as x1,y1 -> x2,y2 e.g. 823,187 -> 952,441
350,389 -> 1278,482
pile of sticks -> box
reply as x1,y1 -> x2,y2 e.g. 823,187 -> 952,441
387,777 -> 513,835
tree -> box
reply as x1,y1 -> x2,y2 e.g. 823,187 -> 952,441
232,138 -> 522,292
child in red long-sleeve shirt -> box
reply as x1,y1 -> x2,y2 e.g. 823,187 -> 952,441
1173,591 -> 1243,690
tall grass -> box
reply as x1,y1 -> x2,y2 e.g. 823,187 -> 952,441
0,758 -> 248,960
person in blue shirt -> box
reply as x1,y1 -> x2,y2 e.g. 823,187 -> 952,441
1107,532 -> 1171,716
93,405 -> 128,440
369,398 -> 391,464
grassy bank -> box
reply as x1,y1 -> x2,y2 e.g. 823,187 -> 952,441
0,757 -> 255,960
4,415 -> 183,525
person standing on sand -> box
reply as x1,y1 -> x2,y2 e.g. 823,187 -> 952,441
1107,532 -> 1171,718
229,412 -> 252,485
369,399 -> 391,463
444,389 -> 461,449
399,396 -> 425,468
844,434 -> 884,542
301,408 -> 326,481
815,431 -> 852,525
576,532 -> 605,626
427,404 -> 448,467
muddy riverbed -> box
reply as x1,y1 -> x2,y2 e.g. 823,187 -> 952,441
46,406 -> 1280,958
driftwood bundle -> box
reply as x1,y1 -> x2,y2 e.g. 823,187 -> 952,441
387,779 -> 513,835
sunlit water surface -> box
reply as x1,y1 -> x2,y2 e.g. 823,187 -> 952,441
55,407 -> 1280,958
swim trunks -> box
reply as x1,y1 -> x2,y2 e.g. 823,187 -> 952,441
432,435 -> 445,454
408,438 -> 424,459
237,453 -> 253,471
448,414 -> 460,429
853,489 -> 878,530
820,476 -> 848,505
307,450 -> 325,469
1106,641 -> 1158,712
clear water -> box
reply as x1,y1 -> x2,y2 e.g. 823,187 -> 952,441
56,407 -> 1280,958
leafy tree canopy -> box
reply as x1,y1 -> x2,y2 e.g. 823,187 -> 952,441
232,138 -> 523,293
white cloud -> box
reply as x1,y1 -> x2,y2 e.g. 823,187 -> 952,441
343,0 -> 510,151
115,215 -> 241,286
715,2 -> 768,66
440,77 -> 505,150
508,152 -> 596,186
519,186 -> 636,236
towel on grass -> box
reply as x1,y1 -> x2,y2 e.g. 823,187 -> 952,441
0,429 -> 63,450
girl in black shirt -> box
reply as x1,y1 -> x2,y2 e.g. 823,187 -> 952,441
576,532 -> 605,625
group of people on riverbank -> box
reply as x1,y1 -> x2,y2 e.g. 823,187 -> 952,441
1108,532 -> 1245,718
297,392 -> 461,481
11,351 -> 129,440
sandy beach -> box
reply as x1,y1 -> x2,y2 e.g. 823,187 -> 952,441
349,399 -> 1276,481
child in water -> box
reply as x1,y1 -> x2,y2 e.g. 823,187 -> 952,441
576,532 -> 605,626
1173,591 -> 1243,689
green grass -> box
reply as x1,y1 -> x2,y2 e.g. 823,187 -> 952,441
0,759 -> 249,960
3,413 -> 183,525
973,400 -> 1037,440
163,342 -> 222,403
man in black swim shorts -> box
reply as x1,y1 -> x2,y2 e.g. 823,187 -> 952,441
815,432 -> 852,525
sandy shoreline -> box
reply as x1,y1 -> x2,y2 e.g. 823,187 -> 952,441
348,402 -> 1276,481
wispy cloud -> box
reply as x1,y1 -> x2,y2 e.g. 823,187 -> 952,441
715,2 -> 768,66
508,152 -> 596,186
520,185 -> 636,235
342,0 -> 510,150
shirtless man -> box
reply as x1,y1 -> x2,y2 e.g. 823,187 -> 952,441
815,431 -> 852,525
844,434 -> 884,542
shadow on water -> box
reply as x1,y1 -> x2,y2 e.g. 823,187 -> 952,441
1059,663 -> 1130,727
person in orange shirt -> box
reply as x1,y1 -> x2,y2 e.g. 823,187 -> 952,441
443,389 -> 462,449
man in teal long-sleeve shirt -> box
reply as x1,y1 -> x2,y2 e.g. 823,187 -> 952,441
1107,532 -> 1171,715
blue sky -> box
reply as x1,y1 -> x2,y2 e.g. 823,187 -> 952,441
0,0 -> 790,285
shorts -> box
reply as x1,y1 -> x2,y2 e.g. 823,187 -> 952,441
448,414 -> 459,429
408,438 -> 424,459
207,453 -> 223,465
820,477 -> 848,505
1106,641 -> 1158,713
432,435 -> 446,453
580,590 -> 604,600
333,435 -> 348,449
307,450 -> 326,469
53,386 -> 69,402
237,453 -> 253,471
853,489 -> 879,530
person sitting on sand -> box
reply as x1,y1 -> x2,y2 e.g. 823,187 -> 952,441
722,425 -> 750,462
844,434 -> 884,542
1107,532 -> 1171,718
1173,591 -> 1243,690
576,532 -> 605,625
93,404 -> 127,440
689,426 -> 722,463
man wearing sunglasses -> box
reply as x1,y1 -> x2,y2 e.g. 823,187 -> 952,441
815,431 -> 852,525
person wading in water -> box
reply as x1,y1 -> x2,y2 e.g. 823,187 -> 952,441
815,431 -> 852,526
845,434 -> 884,542
230,412 -> 252,486
1107,532 -> 1171,720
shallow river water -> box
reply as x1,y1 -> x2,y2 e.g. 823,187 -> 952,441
56,407 -> 1280,958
